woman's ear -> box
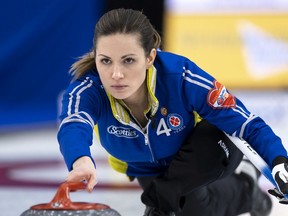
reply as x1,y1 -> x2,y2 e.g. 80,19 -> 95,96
147,48 -> 157,68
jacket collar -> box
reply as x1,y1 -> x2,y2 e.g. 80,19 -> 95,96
106,66 -> 159,124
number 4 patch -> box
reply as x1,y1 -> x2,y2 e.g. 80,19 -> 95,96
156,118 -> 172,136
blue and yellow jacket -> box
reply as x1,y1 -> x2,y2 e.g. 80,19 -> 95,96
58,50 -> 287,176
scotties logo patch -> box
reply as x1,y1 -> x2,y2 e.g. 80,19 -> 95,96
207,81 -> 236,109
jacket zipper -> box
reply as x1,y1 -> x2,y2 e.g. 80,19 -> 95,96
143,125 -> 156,163
118,118 -> 156,163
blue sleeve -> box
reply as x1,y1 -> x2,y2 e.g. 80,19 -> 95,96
57,74 -> 102,170
58,122 -> 94,171
182,60 -> 287,168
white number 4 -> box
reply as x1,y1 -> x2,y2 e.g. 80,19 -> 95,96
156,118 -> 172,136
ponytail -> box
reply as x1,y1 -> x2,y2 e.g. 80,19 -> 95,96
69,51 -> 96,79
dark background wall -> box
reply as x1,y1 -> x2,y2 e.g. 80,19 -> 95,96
106,0 -> 165,38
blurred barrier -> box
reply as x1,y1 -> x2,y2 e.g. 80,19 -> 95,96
165,0 -> 288,88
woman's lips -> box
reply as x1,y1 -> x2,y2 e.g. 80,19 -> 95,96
111,85 -> 127,90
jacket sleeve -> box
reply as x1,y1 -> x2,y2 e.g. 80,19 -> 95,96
57,74 -> 101,170
182,60 -> 288,168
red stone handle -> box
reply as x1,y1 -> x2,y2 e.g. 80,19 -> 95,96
31,181 -> 110,210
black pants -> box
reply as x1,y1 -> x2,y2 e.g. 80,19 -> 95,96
138,121 -> 252,216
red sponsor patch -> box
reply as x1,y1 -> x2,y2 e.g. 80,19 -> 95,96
207,80 -> 236,109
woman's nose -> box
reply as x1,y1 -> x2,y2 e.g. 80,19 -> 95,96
112,65 -> 124,79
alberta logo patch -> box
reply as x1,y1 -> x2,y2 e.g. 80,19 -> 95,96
207,80 -> 236,109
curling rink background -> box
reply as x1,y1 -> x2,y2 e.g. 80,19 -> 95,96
1,91 -> 288,216
1,1 -> 288,215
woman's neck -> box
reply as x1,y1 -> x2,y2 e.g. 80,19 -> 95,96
123,82 -> 148,110
123,83 -> 149,127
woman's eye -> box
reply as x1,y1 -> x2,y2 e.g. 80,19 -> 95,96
101,58 -> 111,64
124,58 -> 134,64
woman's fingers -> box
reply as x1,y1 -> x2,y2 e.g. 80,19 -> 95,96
66,156 -> 98,192
86,174 -> 98,192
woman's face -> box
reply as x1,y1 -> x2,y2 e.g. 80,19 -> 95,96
95,33 -> 156,101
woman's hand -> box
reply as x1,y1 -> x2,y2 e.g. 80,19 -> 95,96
268,156 -> 288,203
66,156 -> 98,192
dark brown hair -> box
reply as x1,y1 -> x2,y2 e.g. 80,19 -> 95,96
70,8 -> 161,78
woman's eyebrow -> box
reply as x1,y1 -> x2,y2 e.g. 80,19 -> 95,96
121,54 -> 136,59
97,54 -> 110,58
97,53 -> 137,59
